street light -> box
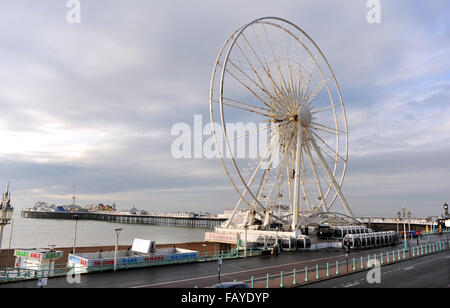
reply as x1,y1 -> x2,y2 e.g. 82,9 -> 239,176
47,244 -> 56,277
8,218 -> 14,250
0,183 -> 13,251
401,205 -> 407,251
407,211 -> 411,233
244,224 -> 248,258
72,215 -> 79,256
114,228 -> 122,271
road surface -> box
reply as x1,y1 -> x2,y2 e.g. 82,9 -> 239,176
302,249 -> 449,288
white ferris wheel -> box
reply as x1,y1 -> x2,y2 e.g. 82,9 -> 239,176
209,17 -> 353,233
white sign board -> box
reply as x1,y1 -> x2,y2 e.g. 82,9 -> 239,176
37,278 -> 48,287
204,232 -> 238,244
131,239 -> 152,254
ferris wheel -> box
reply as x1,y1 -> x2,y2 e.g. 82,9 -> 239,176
209,17 -> 353,232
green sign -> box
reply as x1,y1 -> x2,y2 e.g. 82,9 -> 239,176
14,249 -> 62,260
15,250 -> 29,257
45,252 -> 62,259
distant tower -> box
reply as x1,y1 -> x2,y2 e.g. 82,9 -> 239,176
0,182 -> 13,250
72,185 -> 76,206
1,182 -> 11,208
444,203 -> 448,216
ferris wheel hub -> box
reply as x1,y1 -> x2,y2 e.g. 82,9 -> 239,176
297,106 -> 312,127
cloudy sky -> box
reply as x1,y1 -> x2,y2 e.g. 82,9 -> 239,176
0,0 -> 449,217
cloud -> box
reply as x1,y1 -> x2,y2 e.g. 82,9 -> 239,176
348,82 -> 450,156
0,0 -> 448,219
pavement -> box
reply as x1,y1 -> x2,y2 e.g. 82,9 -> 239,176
0,234 -> 447,288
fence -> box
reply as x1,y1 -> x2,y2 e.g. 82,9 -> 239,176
0,246 -> 261,283
244,237 -> 449,288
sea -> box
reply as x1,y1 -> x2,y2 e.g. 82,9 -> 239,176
1,215 -> 209,249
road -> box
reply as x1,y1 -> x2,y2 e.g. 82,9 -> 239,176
302,249 -> 450,288
0,234 -> 447,288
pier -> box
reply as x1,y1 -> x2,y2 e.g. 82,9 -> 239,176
21,209 -> 226,229
357,216 -> 438,232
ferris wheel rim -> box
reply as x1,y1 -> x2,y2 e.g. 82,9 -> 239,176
210,16 -> 350,219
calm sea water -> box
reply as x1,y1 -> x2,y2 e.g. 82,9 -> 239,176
1,216 -> 209,249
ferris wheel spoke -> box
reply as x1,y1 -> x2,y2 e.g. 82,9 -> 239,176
307,131 -> 338,200
250,24 -> 292,109
259,21 -> 309,96
308,134 -> 353,217
311,105 -> 334,114
310,122 -> 344,135
224,158 -> 264,228
242,29 -> 292,113
226,120 -> 291,153
242,130 -> 280,194
299,174 -> 313,211
226,59 -> 280,111
280,25 -> 296,104
309,129 -> 345,161
263,147 -> 290,209
298,145 -> 313,211
261,23 -> 291,100
291,125 -> 304,229
227,57 -> 271,100
305,77 -> 330,107
314,141 -> 340,167
286,155 -> 293,211
220,63 -> 276,113
296,74 -> 305,105
272,24 -> 293,97
254,162 -> 277,213
300,53 -> 320,102
277,121 -> 295,143
279,25 -> 326,107
232,40 -> 287,113
274,25 -> 296,102
304,139 -> 328,212
224,122 -> 273,144
215,97 -> 277,118
295,32 -> 304,102
263,22 -> 300,113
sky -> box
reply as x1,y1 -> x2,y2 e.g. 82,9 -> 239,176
0,0 -> 449,218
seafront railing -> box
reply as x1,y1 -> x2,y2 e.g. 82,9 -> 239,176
243,237 -> 450,288
0,246 -> 260,283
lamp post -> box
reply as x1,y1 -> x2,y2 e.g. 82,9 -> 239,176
72,215 -> 79,256
402,205 -> 407,251
408,211 -> 411,233
397,211 -> 401,233
8,218 -> 14,249
0,183 -> 13,251
114,228 -> 122,271
47,244 -> 56,277
244,225 -> 248,258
